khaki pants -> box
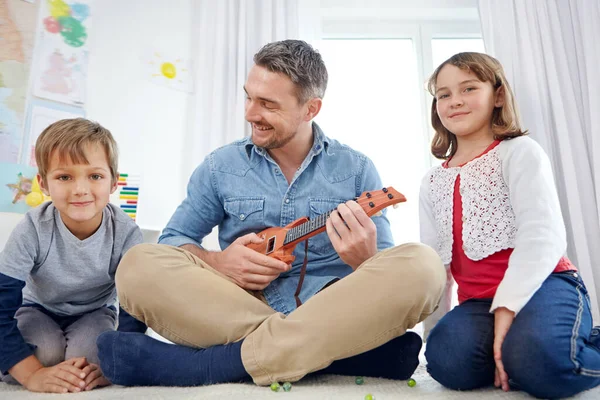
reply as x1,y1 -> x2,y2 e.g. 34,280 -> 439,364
116,242 -> 445,385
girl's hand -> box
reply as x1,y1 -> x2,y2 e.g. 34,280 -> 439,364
493,307 -> 515,391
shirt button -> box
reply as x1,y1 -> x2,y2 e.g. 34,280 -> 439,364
274,168 -> 280,174
285,199 -> 290,204
240,214 -> 245,220
573,272 -> 578,278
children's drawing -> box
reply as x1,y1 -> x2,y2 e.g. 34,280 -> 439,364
143,52 -> 194,93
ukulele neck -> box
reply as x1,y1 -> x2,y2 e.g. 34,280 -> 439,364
284,210 -> 332,245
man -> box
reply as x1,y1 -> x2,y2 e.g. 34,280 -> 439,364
97,40 -> 445,387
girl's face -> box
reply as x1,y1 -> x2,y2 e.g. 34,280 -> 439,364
434,64 -> 504,139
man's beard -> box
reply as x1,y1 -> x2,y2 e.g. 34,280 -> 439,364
252,127 -> 296,150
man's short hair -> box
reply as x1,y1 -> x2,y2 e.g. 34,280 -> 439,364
254,40 -> 328,103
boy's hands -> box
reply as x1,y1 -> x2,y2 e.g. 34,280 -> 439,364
81,363 -> 111,390
20,356 -> 110,393
24,357 -> 88,393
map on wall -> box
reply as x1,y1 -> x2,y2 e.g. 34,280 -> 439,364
0,0 -> 39,163
33,0 -> 91,106
34,35 -> 89,105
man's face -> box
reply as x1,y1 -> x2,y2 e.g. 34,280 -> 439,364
244,65 -> 308,149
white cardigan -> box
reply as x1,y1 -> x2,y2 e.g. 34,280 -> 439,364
419,136 -> 567,316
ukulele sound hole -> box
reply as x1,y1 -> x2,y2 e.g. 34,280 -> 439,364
266,236 -> 276,254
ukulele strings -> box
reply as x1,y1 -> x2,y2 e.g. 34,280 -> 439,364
284,190 -> 395,244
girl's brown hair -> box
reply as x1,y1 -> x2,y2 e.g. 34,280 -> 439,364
427,52 -> 526,160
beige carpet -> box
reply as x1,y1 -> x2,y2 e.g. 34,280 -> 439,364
2,362 -> 599,400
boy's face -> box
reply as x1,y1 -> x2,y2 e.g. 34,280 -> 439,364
39,143 -> 117,239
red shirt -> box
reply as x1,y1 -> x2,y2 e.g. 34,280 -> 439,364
445,141 -> 575,304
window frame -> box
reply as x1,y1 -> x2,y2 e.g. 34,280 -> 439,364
319,18 -> 483,168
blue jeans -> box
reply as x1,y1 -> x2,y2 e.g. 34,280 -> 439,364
425,271 -> 600,399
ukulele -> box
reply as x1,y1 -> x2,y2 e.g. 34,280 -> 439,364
246,187 -> 406,264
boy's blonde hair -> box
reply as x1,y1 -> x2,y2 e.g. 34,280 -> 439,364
427,52 -> 527,160
35,118 -> 119,183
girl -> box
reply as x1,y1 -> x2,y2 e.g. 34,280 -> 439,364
419,52 -> 600,399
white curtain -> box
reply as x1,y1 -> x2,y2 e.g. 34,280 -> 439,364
478,0 -> 600,322
181,0 -> 301,248
182,0 -> 300,182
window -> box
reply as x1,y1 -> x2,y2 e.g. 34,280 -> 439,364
316,16 -> 484,245
316,38 -> 426,244
431,38 -> 486,69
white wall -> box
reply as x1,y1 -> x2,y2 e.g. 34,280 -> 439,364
86,0 -> 193,232
82,0 -> 479,236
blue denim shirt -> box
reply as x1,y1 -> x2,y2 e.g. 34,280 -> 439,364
159,123 -> 394,314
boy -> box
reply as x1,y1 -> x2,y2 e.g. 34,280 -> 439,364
0,118 -> 146,393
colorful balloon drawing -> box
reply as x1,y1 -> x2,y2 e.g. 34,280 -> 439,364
48,0 -> 70,19
44,1 -> 88,48
43,16 -> 61,34
58,16 -> 87,47
70,3 -> 89,21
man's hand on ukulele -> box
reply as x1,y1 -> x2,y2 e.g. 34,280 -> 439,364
212,233 -> 290,290
326,200 -> 377,270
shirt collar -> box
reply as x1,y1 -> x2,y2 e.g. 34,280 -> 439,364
244,122 -> 331,159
